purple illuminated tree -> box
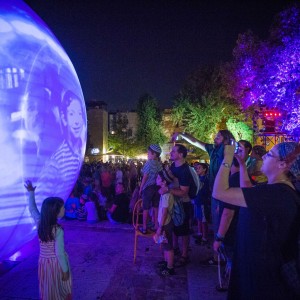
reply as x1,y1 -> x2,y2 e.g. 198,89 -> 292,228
224,4 -> 300,135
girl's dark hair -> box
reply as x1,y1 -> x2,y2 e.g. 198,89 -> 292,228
60,90 -> 86,128
38,197 -> 64,242
61,90 -> 82,114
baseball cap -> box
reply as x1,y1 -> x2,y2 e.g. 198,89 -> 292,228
149,144 -> 162,155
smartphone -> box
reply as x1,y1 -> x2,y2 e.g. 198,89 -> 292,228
234,142 -> 239,154
230,139 -> 239,154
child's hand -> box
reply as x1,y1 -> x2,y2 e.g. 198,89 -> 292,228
153,233 -> 159,243
158,186 -> 168,195
62,271 -> 70,281
24,180 -> 36,192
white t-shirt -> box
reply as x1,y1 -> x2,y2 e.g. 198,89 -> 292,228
158,193 -> 174,226
116,169 -> 123,183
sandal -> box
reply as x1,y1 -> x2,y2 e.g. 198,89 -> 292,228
157,261 -> 167,269
138,226 -> 147,234
200,257 -> 225,266
174,256 -> 190,267
160,267 -> 175,276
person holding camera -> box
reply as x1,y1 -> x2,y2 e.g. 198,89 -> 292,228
213,140 -> 252,291
213,141 -> 300,299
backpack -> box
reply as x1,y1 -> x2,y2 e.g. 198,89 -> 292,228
171,196 -> 185,226
188,165 -> 200,199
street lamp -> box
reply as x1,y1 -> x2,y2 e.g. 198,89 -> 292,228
121,127 -> 127,157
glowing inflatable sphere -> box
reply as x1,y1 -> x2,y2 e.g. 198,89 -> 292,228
0,1 -> 87,260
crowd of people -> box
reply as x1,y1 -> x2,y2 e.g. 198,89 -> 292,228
25,129 -> 300,300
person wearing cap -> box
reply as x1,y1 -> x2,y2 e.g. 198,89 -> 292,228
213,141 -> 300,299
139,144 -> 163,234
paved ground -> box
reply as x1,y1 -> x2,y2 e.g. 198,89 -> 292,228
0,220 -> 227,300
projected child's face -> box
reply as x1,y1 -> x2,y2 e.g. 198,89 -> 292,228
63,99 -> 83,140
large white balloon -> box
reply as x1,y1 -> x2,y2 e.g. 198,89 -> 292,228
0,0 -> 87,260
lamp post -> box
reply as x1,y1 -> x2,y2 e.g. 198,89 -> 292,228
121,127 -> 127,158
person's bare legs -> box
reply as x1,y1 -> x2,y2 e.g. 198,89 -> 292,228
181,235 -> 189,258
153,207 -> 158,229
173,233 -> 179,250
201,221 -> 208,241
142,209 -> 148,231
197,219 -> 203,236
166,250 -> 174,268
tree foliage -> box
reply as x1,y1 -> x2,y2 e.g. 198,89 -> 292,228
172,91 -> 249,143
136,94 -> 168,149
108,113 -> 143,157
108,113 -> 129,154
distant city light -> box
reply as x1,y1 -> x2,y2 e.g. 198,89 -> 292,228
91,148 -> 100,154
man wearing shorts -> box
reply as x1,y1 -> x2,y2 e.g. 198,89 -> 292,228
164,143 -> 193,267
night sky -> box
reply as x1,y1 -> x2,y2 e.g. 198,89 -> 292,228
24,0 -> 293,111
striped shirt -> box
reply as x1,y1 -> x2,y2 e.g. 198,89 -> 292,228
141,159 -> 162,190
36,140 -> 82,204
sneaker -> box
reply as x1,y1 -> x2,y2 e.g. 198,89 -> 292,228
138,226 -> 147,234
157,261 -> 167,269
192,234 -> 202,240
200,257 -> 226,266
174,256 -> 190,267
195,238 -> 208,246
147,221 -> 154,228
216,284 -> 228,292
160,267 -> 175,276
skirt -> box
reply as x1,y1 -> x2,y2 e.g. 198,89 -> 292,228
38,254 -> 72,300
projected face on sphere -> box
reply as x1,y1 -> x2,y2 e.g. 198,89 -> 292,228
61,91 -> 84,149
0,1 -> 87,260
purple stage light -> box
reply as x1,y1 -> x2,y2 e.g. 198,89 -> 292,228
0,0 -> 87,260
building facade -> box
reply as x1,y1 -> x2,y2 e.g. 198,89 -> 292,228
86,100 -> 108,162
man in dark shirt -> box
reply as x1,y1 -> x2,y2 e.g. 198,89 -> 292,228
172,130 -> 235,264
164,144 -> 193,267
107,182 -> 130,223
